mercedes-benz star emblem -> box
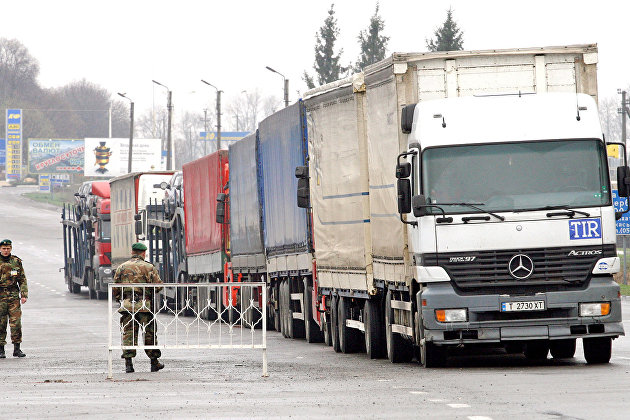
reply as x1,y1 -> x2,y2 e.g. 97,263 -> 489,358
508,254 -> 534,279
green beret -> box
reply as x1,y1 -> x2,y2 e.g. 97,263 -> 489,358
132,242 -> 147,251
0,239 -> 12,246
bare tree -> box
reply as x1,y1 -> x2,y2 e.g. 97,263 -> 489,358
0,38 -> 40,100
174,110 -> 205,167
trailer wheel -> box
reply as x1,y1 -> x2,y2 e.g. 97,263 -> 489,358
289,279 -> 305,339
550,339 -> 576,359
303,278 -> 323,343
280,280 -> 291,338
272,284 -> 281,332
330,295 -> 341,352
385,289 -> 413,363
323,311 -> 332,346
524,340 -> 549,361
337,296 -> 360,353
364,296 -> 386,359
69,278 -> 81,294
583,337 -> 612,364
87,270 -> 97,300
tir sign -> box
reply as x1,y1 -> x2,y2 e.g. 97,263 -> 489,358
568,218 -> 601,240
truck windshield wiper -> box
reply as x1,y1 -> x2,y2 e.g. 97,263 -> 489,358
537,205 -> 590,218
436,202 -> 506,221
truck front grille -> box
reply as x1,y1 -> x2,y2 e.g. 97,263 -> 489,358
423,244 -> 615,291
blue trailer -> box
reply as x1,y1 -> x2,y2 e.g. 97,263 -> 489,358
258,101 -> 318,340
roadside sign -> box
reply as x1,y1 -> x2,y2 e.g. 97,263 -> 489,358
613,190 -> 630,235
39,174 -> 50,192
6,109 -> 22,180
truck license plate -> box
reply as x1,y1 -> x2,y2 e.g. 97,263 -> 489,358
501,300 -> 545,312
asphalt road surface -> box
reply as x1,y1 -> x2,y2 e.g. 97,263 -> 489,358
1,186 -> 630,419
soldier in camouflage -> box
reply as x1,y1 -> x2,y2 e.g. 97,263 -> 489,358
0,239 -> 27,358
113,242 -> 164,373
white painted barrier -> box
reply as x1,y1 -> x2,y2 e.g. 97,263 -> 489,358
107,282 -> 267,379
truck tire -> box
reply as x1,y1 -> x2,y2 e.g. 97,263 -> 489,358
364,296 -> 385,359
96,290 -> 108,300
87,270 -> 97,300
337,296 -> 361,353
279,282 -> 287,337
583,337 -> 612,364
303,278 -> 323,343
289,279 -> 305,339
550,339 -> 576,359
331,295 -> 341,353
323,311 -> 332,346
385,289 -> 413,363
524,340 -> 549,361
272,284 -> 281,332
70,278 -> 81,294
283,280 -> 293,338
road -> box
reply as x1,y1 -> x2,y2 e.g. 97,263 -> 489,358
1,185 -> 630,419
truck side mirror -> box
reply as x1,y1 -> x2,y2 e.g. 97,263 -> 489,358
216,193 -> 226,224
397,179 -> 411,214
295,166 -> 310,209
297,178 -> 310,208
91,207 -> 98,217
401,103 -> 416,134
412,194 -> 428,217
618,166 -> 630,198
396,162 -> 411,179
135,220 -> 143,235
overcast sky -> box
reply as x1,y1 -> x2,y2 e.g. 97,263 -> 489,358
5,0 -> 630,128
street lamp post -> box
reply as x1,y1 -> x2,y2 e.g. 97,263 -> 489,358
117,93 -> 134,173
152,80 -> 173,170
201,80 -> 222,151
265,66 -> 289,108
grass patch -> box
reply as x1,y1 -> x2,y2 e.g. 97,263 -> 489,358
619,283 -> 630,296
22,191 -> 74,207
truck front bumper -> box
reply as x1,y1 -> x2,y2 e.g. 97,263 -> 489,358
421,277 -> 624,345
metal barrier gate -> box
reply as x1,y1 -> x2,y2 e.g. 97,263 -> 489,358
107,282 -> 267,379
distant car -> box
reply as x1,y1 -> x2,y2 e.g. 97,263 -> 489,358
155,171 -> 183,213
74,181 -> 111,215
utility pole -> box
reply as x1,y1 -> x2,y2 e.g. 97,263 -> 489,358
203,108 -> 208,156
201,80 -> 222,152
619,90 -> 630,284
118,93 -> 134,173
152,80 -> 173,170
266,66 -> 289,107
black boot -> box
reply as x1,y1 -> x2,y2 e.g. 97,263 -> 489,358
125,358 -> 134,373
150,358 -> 164,372
13,343 -> 25,358
0,345 -> 5,358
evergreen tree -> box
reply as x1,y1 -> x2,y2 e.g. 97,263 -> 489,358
426,8 -> 464,52
355,3 -> 389,71
303,4 -> 346,88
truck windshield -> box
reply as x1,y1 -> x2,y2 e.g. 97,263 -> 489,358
421,139 -> 610,214
100,220 -> 111,241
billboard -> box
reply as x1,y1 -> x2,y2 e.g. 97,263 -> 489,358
6,109 -> 22,180
28,139 -> 84,174
84,138 -> 162,177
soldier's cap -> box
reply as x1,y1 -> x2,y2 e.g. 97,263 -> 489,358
132,242 -> 147,251
0,239 -> 12,246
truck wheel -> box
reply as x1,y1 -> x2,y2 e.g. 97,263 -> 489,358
96,290 -> 108,300
524,340 -> 549,361
87,270 -> 96,300
303,278 -> 323,343
289,280 -> 305,339
323,311 -> 332,346
331,295 -> 341,353
583,337 -> 612,364
272,284 -> 281,332
279,282 -> 287,337
70,279 -> 81,294
550,339 -> 576,359
420,341 -> 446,368
337,296 -> 359,353
385,289 -> 413,363
282,280 -> 293,338
364,296 -> 385,359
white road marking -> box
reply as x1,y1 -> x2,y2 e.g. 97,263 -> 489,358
428,399 -> 448,403
448,404 -> 471,408
55,292 -> 62,295
409,391 -> 427,395
468,417 -> 493,420
377,379 -> 391,382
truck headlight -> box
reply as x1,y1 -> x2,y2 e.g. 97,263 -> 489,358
103,268 -> 112,274
435,308 -> 467,322
579,302 -> 610,317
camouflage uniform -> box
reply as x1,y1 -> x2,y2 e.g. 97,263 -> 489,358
0,254 -> 28,346
113,254 -> 163,359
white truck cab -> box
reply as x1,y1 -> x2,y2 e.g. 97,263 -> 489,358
396,93 -> 627,365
